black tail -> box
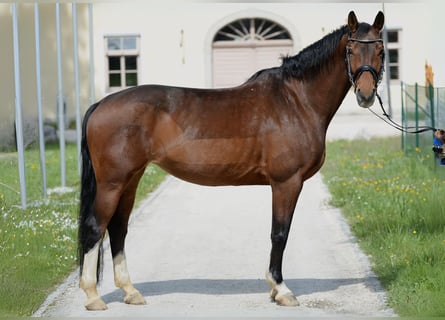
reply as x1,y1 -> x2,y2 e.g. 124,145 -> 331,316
78,102 -> 103,282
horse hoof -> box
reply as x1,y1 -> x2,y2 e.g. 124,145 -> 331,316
85,297 -> 108,311
275,292 -> 300,307
124,291 -> 147,305
269,288 -> 278,300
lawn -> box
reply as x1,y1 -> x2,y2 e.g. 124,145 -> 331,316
322,136 -> 445,316
0,143 -> 166,316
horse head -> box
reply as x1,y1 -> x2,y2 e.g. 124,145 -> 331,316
346,11 -> 385,108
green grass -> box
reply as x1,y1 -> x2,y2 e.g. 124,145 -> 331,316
0,143 -> 166,317
322,136 -> 445,317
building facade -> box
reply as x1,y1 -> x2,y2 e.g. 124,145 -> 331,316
0,1 -> 441,148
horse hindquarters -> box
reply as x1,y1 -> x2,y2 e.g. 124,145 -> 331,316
79,102 -> 148,310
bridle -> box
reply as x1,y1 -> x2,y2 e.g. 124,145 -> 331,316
345,36 -> 385,91
345,36 -> 436,134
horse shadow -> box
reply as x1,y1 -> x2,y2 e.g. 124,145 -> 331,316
101,276 -> 383,304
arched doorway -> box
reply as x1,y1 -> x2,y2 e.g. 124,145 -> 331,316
212,17 -> 293,88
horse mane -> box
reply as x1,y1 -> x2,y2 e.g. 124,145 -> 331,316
280,25 -> 350,81
247,22 -> 373,83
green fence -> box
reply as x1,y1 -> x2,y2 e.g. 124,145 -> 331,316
401,82 -> 445,168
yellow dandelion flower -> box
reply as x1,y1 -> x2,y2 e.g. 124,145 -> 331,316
412,229 -> 417,235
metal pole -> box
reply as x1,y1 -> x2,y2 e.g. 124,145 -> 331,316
56,3 -> 66,187
88,3 -> 95,105
400,82 -> 405,151
415,82 -> 419,148
72,3 -> 81,176
34,3 -> 47,199
12,3 -> 27,209
429,84 -> 435,132
381,3 -> 392,116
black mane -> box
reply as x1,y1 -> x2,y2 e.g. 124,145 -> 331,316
247,22 -> 373,83
281,25 -> 350,80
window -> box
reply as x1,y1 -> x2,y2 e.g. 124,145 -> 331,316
213,18 -> 291,43
386,29 -> 401,81
105,35 -> 140,91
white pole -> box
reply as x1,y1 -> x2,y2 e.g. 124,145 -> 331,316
12,3 -> 27,209
56,3 -> 66,187
34,3 -> 47,199
382,3 -> 392,116
88,3 -> 95,105
72,3 -> 81,176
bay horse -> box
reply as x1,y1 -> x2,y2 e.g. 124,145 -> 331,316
79,11 -> 385,310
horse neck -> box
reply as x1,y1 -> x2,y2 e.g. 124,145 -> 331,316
287,36 -> 351,128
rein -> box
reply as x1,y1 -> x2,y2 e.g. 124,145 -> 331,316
346,36 -> 436,134
368,93 -> 436,134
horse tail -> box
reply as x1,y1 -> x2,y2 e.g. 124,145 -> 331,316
78,102 -> 103,282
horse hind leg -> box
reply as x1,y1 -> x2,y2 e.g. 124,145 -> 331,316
107,170 -> 146,306
80,186 -> 122,311
80,240 -> 107,310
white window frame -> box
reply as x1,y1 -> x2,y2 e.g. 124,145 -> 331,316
386,28 -> 402,83
104,34 -> 141,93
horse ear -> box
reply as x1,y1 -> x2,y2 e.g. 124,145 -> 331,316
373,11 -> 385,32
348,11 -> 358,33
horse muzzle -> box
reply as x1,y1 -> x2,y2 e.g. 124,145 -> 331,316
355,88 -> 376,108
347,62 -> 381,108
353,65 -> 379,108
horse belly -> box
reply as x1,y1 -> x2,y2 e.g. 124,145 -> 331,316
153,138 -> 268,186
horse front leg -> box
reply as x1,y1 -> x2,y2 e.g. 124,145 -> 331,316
266,175 -> 303,306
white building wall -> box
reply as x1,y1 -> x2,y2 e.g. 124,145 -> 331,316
92,1 -> 437,110
427,0 -> 445,87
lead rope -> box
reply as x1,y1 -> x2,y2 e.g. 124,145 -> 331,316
368,93 -> 436,134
